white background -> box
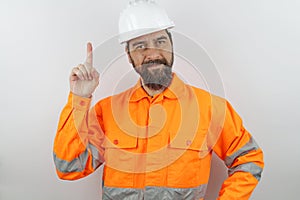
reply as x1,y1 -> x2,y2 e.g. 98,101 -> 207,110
1,0 -> 299,199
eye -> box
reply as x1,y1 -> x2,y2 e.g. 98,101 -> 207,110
135,44 -> 146,50
157,39 -> 166,45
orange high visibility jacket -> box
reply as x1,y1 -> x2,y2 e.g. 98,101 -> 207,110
53,73 -> 264,200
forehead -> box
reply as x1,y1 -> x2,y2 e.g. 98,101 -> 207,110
128,30 -> 169,45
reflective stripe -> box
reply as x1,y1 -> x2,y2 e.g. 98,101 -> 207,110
53,143 -> 103,173
103,187 -> 143,200
53,149 -> 88,173
229,162 -> 263,181
145,185 -> 207,200
88,143 -> 103,169
224,137 -> 259,167
102,184 -> 207,200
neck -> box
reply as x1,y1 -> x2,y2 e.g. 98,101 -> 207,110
143,85 -> 165,97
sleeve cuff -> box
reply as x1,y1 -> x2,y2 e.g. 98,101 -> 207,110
68,92 -> 92,110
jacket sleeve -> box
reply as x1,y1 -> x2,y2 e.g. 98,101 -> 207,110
211,100 -> 264,200
53,92 -> 105,180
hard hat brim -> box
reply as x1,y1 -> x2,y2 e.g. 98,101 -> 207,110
119,24 -> 175,44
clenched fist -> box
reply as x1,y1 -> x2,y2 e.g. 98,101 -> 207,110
70,42 -> 100,98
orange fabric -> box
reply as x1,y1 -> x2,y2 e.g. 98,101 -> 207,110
54,73 -> 264,198
217,172 -> 260,200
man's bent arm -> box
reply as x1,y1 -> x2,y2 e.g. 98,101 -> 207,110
53,92 -> 105,180
211,100 -> 264,200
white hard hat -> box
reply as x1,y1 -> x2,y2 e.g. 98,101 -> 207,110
118,0 -> 175,44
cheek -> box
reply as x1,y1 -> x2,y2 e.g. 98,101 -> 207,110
130,52 -> 144,66
162,45 -> 173,59
163,51 -> 173,63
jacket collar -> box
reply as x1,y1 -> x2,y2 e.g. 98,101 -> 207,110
129,73 -> 187,102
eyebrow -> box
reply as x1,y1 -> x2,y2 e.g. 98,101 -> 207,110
156,36 -> 168,41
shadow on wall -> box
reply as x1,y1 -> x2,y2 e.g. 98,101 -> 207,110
205,153 -> 228,200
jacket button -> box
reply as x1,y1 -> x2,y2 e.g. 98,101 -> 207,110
113,139 -> 119,145
80,101 -> 85,106
186,140 -> 192,146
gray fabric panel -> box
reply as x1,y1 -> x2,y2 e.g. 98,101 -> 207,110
144,184 -> 207,200
229,162 -> 263,181
102,187 -> 143,200
102,184 -> 207,200
53,149 -> 89,173
53,142 -> 104,173
224,137 -> 259,167
88,143 -> 104,170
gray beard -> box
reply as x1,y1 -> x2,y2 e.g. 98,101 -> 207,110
135,64 -> 173,91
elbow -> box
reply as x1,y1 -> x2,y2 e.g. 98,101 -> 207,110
55,169 -> 85,181
53,153 -> 91,180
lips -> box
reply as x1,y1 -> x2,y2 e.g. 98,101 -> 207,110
147,63 -> 163,70
142,59 -> 167,69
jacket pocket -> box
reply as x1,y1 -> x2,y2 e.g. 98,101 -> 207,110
102,130 -> 138,174
166,129 -> 210,187
102,130 -> 138,149
168,129 -> 209,152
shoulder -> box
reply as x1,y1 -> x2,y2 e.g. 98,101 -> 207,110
94,86 -> 136,108
188,85 -> 227,106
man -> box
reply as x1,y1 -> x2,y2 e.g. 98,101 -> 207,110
53,1 -> 264,199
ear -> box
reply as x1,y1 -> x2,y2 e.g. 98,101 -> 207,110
125,45 -> 132,64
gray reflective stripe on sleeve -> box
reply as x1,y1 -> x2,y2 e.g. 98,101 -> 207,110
88,143 -> 104,170
53,143 -> 103,173
53,149 -> 89,173
228,162 -> 263,181
224,137 -> 259,167
102,184 -> 207,200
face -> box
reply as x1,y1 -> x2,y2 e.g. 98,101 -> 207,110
126,30 -> 174,90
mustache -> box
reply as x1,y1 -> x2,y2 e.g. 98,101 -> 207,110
142,59 -> 168,67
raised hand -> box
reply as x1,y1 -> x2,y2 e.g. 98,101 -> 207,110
70,42 -> 100,98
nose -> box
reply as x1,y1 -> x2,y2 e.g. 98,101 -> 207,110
144,47 -> 162,62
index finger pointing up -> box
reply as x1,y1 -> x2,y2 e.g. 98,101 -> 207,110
86,42 -> 93,67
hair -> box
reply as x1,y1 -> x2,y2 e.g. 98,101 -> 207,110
166,29 -> 173,45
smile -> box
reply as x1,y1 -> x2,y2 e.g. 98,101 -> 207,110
147,63 -> 164,70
